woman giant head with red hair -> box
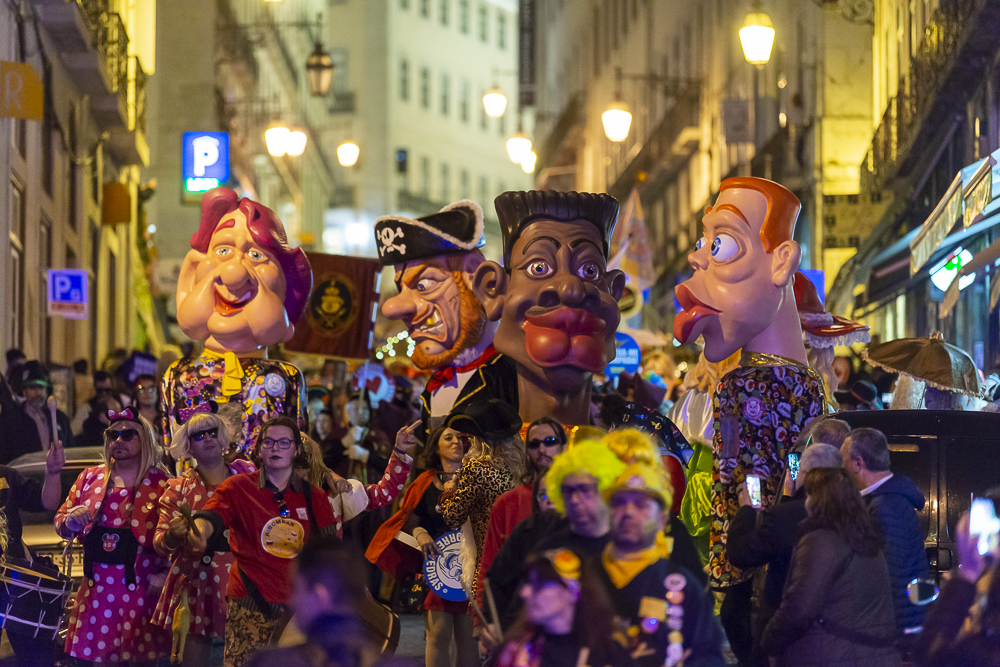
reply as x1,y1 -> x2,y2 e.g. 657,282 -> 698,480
176,187 -> 313,355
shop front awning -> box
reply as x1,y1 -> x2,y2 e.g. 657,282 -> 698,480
939,198 -> 1000,317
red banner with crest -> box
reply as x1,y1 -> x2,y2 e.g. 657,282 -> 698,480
285,252 -> 381,359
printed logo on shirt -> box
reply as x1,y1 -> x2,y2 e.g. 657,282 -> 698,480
102,533 -> 120,552
260,517 -> 305,559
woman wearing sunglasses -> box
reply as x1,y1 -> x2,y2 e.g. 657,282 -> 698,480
151,411 -> 255,666
185,415 -> 416,667
54,406 -> 172,665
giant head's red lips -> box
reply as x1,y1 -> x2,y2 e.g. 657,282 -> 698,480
215,283 -> 257,316
673,284 -> 721,343
522,307 -> 610,372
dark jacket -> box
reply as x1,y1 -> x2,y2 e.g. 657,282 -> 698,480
866,473 -> 929,632
598,557 -> 725,667
0,395 -> 74,464
727,489 -> 808,614
0,465 -> 46,559
761,528 -> 901,666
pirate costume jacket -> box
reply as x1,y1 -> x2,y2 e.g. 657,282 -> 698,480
55,464 -> 172,663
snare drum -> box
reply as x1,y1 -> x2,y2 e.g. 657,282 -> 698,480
0,557 -> 73,640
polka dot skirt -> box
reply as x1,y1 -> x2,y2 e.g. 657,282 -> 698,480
64,487 -> 171,663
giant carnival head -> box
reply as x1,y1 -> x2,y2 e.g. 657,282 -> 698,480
472,190 -> 626,392
375,201 -> 490,370
176,187 -> 313,355
674,177 -> 802,362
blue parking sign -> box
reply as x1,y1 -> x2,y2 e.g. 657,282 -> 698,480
47,269 -> 88,319
182,131 -> 229,193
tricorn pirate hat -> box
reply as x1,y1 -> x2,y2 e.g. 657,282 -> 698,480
494,190 -> 619,270
793,271 -> 870,349
374,200 -> 485,267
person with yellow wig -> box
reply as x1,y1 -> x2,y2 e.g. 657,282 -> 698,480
600,463 -> 725,666
483,441 -> 625,636
600,429 -> 706,586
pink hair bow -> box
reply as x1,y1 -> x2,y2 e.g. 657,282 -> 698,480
107,406 -> 139,423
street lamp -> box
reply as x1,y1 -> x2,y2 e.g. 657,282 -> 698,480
483,86 -> 508,118
602,100 -> 633,142
337,141 -> 360,167
740,5 -> 775,65
264,122 -> 291,157
305,43 -> 335,97
521,150 -> 537,174
506,130 -> 532,164
286,129 -> 308,156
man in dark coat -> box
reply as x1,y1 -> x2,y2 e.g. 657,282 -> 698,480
728,442 -> 845,666
0,361 -> 74,464
842,427 -> 929,635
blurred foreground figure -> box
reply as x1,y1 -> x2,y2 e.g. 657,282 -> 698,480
248,536 -> 412,667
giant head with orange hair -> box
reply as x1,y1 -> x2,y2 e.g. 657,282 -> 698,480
673,177 -> 808,364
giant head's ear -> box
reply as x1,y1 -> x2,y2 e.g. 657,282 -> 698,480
770,241 -> 802,288
176,248 -> 207,310
472,260 -> 508,322
607,268 -> 627,302
459,250 -> 486,293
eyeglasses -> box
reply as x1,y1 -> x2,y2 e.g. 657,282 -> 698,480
105,428 -> 139,443
273,491 -> 290,518
561,483 -> 599,500
536,490 -> 550,504
136,385 -> 157,393
262,438 -> 294,450
527,436 -> 562,450
191,428 -> 218,442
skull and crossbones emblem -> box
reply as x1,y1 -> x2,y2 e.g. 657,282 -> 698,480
377,227 -> 406,256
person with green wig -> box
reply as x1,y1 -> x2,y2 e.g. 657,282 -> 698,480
482,441 -> 626,635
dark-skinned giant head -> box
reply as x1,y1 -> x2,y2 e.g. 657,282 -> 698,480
472,191 -> 626,392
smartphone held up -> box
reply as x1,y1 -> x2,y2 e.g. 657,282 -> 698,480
746,475 -> 762,509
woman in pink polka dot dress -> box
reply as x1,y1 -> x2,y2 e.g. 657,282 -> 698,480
54,407 -> 171,665
152,412 -> 255,666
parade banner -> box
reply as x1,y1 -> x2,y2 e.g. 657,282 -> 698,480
285,252 -> 381,359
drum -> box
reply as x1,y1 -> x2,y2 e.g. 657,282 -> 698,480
0,557 -> 73,640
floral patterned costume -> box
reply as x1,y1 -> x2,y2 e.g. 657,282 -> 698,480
708,353 -> 825,588
151,459 -> 256,639
162,351 -> 307,454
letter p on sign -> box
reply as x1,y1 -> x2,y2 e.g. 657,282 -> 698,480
192,135 -> 220,176
1,61 -> 43,121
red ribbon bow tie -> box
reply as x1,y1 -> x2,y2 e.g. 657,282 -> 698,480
426,345 -> 496,394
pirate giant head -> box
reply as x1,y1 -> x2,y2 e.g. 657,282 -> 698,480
473,191 -> 626,424
176,188 -> 312,356
674,178 -> 807,364
375,201 -> 491,370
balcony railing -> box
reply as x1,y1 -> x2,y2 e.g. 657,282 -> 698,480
216,0 -> 259,81
861,0 -> 980,192
129,56 -> 147,134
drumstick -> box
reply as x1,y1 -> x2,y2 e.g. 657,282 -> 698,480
178,501 -> 201,538
468,599 -> 501,645
483,579 -> 503,643
47,396 -> 58,451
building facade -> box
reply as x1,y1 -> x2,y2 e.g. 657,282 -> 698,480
527,0 -> 877,334
321,0 -> 531,264
0,0 -> 158,375
828,0 -> 1000,370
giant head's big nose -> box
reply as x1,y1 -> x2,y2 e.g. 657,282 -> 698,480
218,256 -> 251,291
